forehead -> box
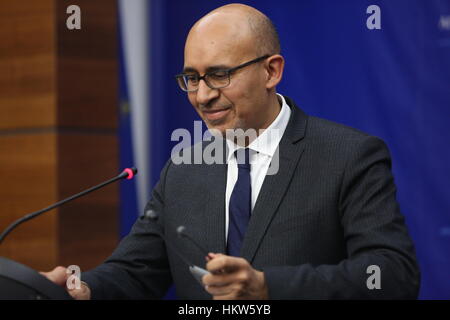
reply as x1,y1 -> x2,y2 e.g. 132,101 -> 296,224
184,41 -> 237,72
184,16 -> 253,71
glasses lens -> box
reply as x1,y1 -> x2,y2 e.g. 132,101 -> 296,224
176,76 -> 188,91
186,74 -> 200,90
177,74 -> 200,92
206,71 -> 230,89
176,70 -> 232,92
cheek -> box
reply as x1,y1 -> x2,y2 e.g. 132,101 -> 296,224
223,80 -> 252,111
226,85 -> 267,128
227,90 -> 253,119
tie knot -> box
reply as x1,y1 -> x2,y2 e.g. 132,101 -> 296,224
235,148 -> 251,169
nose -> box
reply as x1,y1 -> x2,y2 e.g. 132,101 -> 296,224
195,79 -> 219,106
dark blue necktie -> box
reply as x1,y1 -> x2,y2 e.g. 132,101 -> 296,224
227,148 -> 251,257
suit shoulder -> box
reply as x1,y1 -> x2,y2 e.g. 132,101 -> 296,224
305,116 -> 389,156
308,116 -> 388,143
307,116 -> 369,140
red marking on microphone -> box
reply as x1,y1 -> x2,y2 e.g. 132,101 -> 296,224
124,168 -> 134,180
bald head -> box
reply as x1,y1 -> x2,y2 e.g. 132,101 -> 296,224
187,4 -> 280,58
182,4 -> 285,136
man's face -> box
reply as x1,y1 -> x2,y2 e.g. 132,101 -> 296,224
183,19 -> 269,135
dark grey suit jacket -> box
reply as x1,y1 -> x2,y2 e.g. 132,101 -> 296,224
83,96 -> 420,299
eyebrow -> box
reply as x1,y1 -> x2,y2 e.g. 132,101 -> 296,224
182,64 -> 231,74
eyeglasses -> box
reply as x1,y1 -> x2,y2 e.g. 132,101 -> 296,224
175,55 -> 270,92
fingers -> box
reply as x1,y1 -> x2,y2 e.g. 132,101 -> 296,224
40,266 -> 91,300
205,252 -> 215,262
208,284 -> 245,299
202,253 -> 269,300
203,269 -> 236,287
205,254 -> 247,274
40,266 -> 69,286
202,254 -> 254,298
68,283 -> 91,300
204,274 -> 255,299
203,269 -> 251,296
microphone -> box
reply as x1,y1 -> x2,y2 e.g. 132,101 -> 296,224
176,226 -> 209,257
0,167 -> 138,245
144,209 -> 210,285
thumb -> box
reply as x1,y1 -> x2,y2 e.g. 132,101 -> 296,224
40,266 -> 69,287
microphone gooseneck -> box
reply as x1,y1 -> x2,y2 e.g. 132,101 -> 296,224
144,210 -> 196,267
144,209 -> 210,285
176,226 -> 209,257
0,167 -> 137,245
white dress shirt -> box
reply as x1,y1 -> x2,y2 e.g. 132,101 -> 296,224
225,93 -> 291,240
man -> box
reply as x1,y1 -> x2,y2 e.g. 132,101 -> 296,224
43,4 -> 420,299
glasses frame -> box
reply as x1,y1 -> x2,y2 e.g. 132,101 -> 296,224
175,55 -> 270,92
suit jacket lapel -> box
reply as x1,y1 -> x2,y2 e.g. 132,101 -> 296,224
241,98 -> 308,263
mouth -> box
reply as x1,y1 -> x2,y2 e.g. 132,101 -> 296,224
202,106 -> 232,122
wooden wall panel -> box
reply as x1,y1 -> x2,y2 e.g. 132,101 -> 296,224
57,0 -> 118,130
0,0 -> 119,273
58,133 -> 119,270
0,0 -> 56,129
0,133 -> 58,270
0,0 -> 58,271
55,0 -> 119,270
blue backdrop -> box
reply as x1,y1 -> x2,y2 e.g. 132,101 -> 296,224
119,0 -> 450,299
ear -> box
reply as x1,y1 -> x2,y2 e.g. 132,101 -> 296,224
264,54 -> 285,89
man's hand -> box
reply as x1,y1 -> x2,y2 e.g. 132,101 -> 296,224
40,266 -> 91,300
202,253 -> 269,300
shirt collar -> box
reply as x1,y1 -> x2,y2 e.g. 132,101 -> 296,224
226,93 -> 291,163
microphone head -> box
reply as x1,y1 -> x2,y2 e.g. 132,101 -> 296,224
176,225 -> 186,237
126,167 -> 137,180
144,209 -> 159,221
119,167 -> 138,180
